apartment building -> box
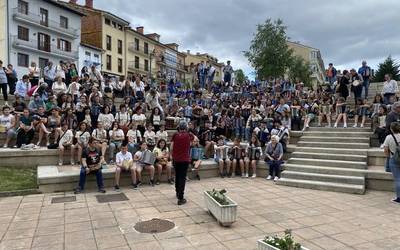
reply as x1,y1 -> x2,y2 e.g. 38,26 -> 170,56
287,41 -> 326,85
78,42 -> 103,71
125,26 -> 157,79
0,0 -> 83,74
183,51 -> 224,84
64,0 -> 129,77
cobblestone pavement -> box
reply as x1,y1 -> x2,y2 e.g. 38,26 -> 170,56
0,177 -> 399,250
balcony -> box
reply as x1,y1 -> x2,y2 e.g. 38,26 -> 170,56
12,8 -> 79,39
128,43 -> 150,56
12,36 -> 78,60
127,61 -> 149,73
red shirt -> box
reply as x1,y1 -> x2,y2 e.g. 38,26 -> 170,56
171,131 -> 194,163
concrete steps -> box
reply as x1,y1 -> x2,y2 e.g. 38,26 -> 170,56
277,178 -> 365,194
300,136 -> 369,143
281,171 -> 365,185
291,151 -> 367,162
297,141 -> 369,149
287,158 -> 367,169
278,124 -> 370,194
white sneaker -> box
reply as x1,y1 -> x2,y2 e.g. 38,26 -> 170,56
251,174 -> 256,178
58,160 -> 63,166
4,101 -> 9,106
343,124 -> 347,128
334,124 -> 337,128
360,125 -> 364,128
266,175 -> 272,180
274,176 -> 279,181
353,124 -> 357,128
380,144 -> 385,149
3,144 -> 7,148
245,173 -> 249,178
241,173 -> 246,178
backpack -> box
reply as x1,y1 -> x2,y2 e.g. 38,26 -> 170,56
391,134 -> 400,164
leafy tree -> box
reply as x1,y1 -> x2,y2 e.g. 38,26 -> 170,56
374,56 -> 400,82
244,18 -> 293,80
288,56 -> 312,86
234,69 -> 246,85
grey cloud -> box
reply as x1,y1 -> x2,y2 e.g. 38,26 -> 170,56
92,0 -> 400,74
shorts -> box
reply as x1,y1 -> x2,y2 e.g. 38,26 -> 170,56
215,157 -> 229,163
307,113 -> 315,120
136,163 -> 153,172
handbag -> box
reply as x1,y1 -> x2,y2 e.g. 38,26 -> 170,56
47,130 -> 67,149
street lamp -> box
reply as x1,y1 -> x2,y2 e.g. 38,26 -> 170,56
149,49 -> 156,86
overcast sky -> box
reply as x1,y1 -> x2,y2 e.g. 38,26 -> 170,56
84,0 -> 400,77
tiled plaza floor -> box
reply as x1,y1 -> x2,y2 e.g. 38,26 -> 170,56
0,177 -> 399,250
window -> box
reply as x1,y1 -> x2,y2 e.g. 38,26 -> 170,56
85,51 -> 91,61
112,21 -> 116,28
134,56 -> 139,69
60,16 -> 68,29
39,58 -> 48,70
17,53 -> 29,67
117,39 -> 122,54
118,24 -> 123,31
17,26 -> 29,41
106,35 -> 112,50
144,42 -> 148,54
40,8 -> 48,26
18,0 -> 28,15
106,55 -> 112,70
105,18 -> 111,25
38,33 -> 50,52
134,38 -> 139,51
57,39 -> 71,52
144,59 -> 149,71
118,58 -> 123,73
93,54 -> 100,64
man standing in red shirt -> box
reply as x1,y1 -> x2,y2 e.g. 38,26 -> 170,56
171,121 -> 194,205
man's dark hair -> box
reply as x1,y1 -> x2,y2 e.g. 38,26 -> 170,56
2,106 -> 10,111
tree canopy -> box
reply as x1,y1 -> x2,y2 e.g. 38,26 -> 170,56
374,56 -> 400,82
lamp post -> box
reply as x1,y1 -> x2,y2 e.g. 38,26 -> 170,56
149,49 -> 156,86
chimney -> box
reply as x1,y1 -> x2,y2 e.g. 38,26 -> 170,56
136,26 -> 144,34
69,0 -> 77,4
186,50 -> 190,54
85,0 -> 93,8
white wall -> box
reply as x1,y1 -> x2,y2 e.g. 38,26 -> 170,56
78,45 -> 102,73
8,0 -> 81,77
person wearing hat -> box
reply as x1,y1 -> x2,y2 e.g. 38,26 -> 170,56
171,121 -> 194,205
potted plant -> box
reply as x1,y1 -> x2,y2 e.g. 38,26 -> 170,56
257,230 -> 309,250
204,189 -> 237,226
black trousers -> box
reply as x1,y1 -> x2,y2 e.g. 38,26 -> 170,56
0,84 -> 8,101
16,128 -> 34,147
174,162 -> 189,200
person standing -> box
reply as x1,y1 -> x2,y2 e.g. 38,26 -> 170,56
326,63 -> 337,87
0,60 -> 9,106
171,121 -> 194,205
381,74 -> 399,105
383,122 -> 400,204
223,60 -> 233,86
6,64 -> 17,96
358,61 -> 371,99
43,61 -> 56,89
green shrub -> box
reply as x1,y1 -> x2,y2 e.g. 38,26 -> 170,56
263,229 -> 302,250
207,189 -> 230,205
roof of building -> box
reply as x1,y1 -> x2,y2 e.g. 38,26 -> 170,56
46,0 -> 86,16
58,1 -> 129,25
287,41 -> 320,51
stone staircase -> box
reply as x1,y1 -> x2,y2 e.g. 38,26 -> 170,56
277,126 -> 371,194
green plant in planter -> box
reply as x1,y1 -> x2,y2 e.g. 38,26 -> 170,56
263,229 -> 302,250
207,189 -> 230,205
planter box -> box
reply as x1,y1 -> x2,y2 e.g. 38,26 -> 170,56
204,191 -> 237,226
257,239 -> 310,250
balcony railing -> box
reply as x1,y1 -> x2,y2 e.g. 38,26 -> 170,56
128,43 -> 150,55
128,61 -> 149,72
12,36 -> 78,60
12,7 -> 79,38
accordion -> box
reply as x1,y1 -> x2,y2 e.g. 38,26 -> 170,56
165,117 -> 176,130
190,147 -> 204,161
139,150 -> 156,165
216,146 -> 229,160
230,146 -> 245,160
247,147 -> 261,161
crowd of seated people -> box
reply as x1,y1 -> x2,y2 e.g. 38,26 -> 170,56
0,60 -> 398,192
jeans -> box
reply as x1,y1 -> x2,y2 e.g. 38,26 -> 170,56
385,157 -> 392,173
235,127 -> 245,140
128,143 -> 138,155
383,93 -> 395,105
0,83 -> 8,101
362,79 -> 370,99
44,79 -> 54,90
199,74 -> 206,89
267,160 -> 283,178
389,157 -> 400,198
109,141 -> 122,162
174,162 -> 189,200
78,166 -> 104,190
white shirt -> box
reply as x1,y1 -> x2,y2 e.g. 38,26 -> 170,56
52,82 -> 67,95
116,151 -> 133,166
109,129 -> 125,141
382,80 -> 399,95
127,129 -> 142,144
384,133 -> 400,158
156,130 -> 168,142
59,129 -> 74,146
132,113 -> 146,126
0,114 -> 14,130
98,113 -> 114,130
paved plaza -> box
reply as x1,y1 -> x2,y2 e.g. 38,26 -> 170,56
0,177 -> 399,250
